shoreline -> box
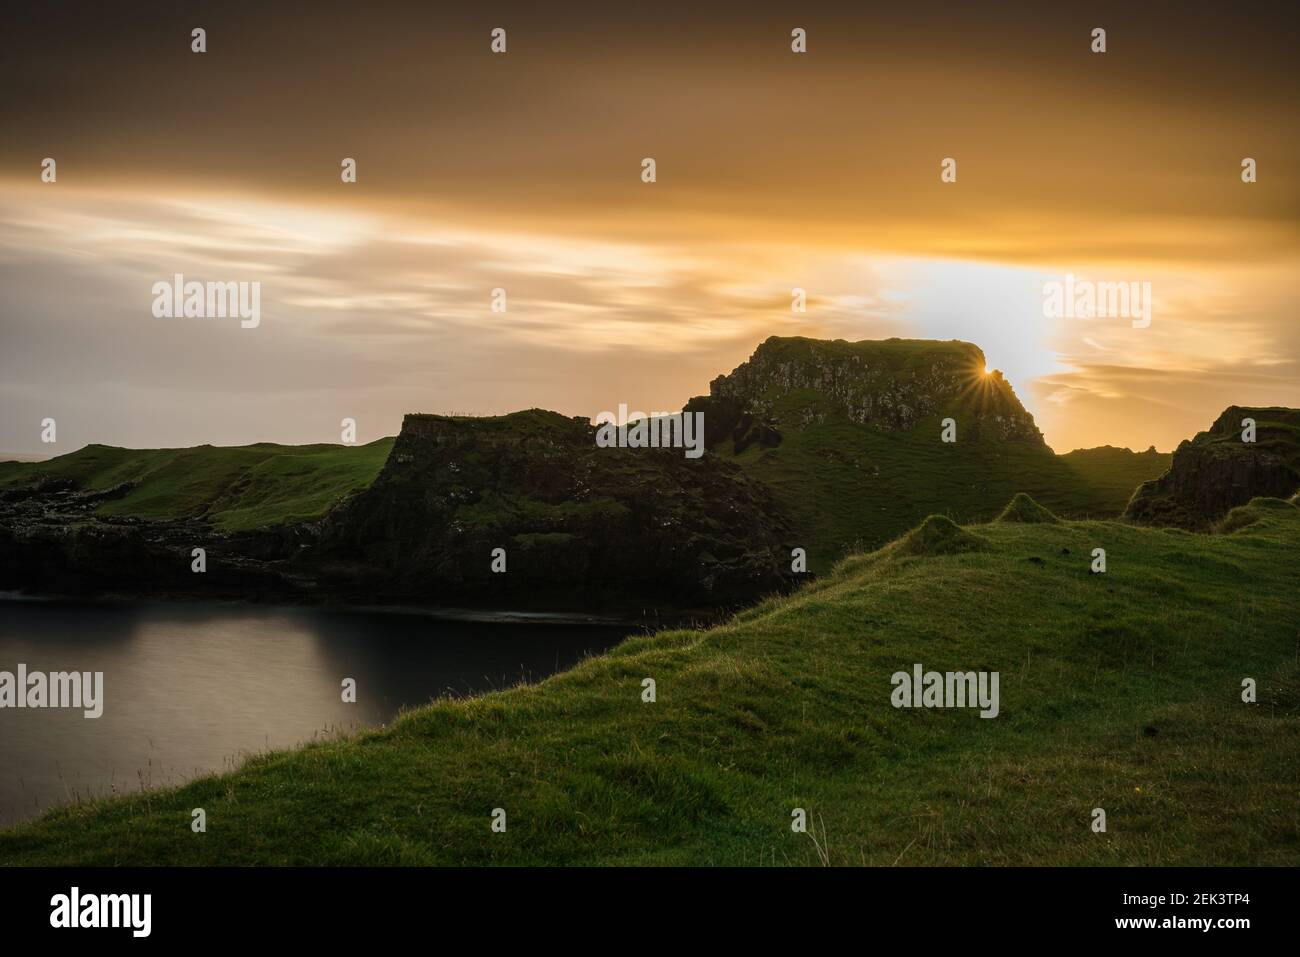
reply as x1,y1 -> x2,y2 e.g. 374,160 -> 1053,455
0,590 -> 705,630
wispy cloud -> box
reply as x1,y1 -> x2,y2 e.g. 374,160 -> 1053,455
1,184 -> 1296,455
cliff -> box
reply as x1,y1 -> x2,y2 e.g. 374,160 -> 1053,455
681,337 -> 1149,570
685,336 -> 1045,451
311,409 -> 797,609
1124,406 -> 1300,529
0,336 -> 1184,609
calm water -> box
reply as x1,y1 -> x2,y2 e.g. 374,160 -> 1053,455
0,599 -> 630,829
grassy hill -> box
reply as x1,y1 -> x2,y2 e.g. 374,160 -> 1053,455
0,340 -> 1173,568
0,439 -> 394,531
3,493 -> 1296,866
1057,445 -> 1172,507
720,420 -> 1172,570
693,338 -> 1171,569
0,435 -> 1171,578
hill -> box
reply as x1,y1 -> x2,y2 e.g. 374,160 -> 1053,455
0,337 -> 1177,606
685,337 -> 1171,569
0,439 -> 394,531
0,413 -> 797,609
1125,406 -> 1300,529
2,493 -> 1296,865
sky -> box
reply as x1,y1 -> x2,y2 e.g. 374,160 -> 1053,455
1,1 -> 1297,454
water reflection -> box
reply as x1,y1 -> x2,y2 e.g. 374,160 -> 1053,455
0,599 -> 630,828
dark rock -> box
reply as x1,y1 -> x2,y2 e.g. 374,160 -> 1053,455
1124,407 -> 1300,529
684,336 -> 1046,448
310,409 -> 799,609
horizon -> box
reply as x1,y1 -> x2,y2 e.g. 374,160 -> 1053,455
2,1 -> 1297,455
5,332 -> 1292,460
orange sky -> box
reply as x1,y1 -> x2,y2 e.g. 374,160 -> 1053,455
1,1 -> 1297,453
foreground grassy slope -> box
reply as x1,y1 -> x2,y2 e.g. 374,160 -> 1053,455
0,439 -> 394,531
3,495 -> 1296,866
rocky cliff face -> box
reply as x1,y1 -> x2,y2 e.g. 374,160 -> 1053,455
1124,406 -> 1300,529
0,410 -> 799,611
684,336 -> 1045,448
311,409 -> 798,609
0,479 -> 293,598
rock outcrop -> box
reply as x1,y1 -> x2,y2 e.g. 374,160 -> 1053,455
0,410 -> 799,611
0,489 -> 291,598
1124,407 -> 1300,529
311,409 -> 798,609
6,337 -> 1243,611
684,336 -> 1045,449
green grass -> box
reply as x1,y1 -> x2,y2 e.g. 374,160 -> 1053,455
1057,445 -> 1173,508
3,493 -> 1296,866
0,414 -> 1170,566
688,336 -> 1173,570
719,413 -> 1170,570
0,439 -> 394,531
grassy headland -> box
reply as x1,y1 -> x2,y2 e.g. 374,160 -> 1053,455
0,439 -> 394,531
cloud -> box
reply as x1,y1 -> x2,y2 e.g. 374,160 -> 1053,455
0,186 -> 910,451
2,183 -> 1297,456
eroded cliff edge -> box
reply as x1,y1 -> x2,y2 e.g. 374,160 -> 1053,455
311,409 -> 798,609
1124,406 -> 1300,529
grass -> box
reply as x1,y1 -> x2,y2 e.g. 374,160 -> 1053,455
1057,445 -> 1174,506
0,410 -> 1170,566
693,336 -> 1172,569
0,439 -> 394,531
720,413 -> 1170,570
2,493 -> 1296,866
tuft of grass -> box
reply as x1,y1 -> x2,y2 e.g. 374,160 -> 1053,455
996,492 -> 1061,525
893,514 -> 990,556
1218,496 -> 1298,533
